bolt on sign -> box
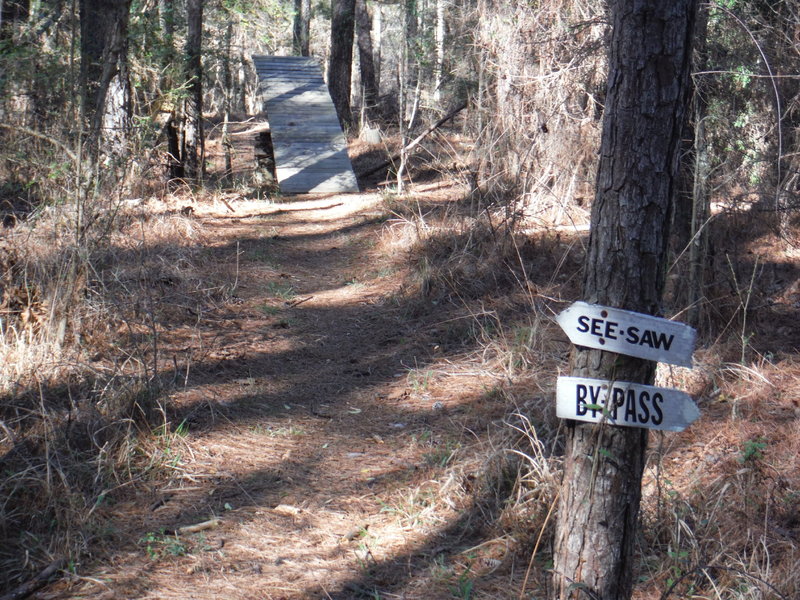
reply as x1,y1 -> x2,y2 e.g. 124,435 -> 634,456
556,376 -> 700,432
555,301 -> 697,367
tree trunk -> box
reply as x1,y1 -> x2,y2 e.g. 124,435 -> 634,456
222,15 -> 233,183
158,0 -> 182,181
183,0 -> 204,183
328,0 -> 356,128
403,0 -> 418,122
300,0 -> 310,56
552,2 -> 699,599
79,0 -> 132,158
292,0 -> 302,55
673,5 -> 709,328
293,0 -> 311,56
433,0 -> 445,103
355,0 -> 378,119
373,4 -> 381,92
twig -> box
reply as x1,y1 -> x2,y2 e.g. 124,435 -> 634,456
219,196 -> 237,213
0,558 -> 66,600
659,564 -> 788,600
518,490 -> 560,600
357,101 -> 468,179
286,295 -> 314,307
0,123 -> 79,164
164,518 -> 221,536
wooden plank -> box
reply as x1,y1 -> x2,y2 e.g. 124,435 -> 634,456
253,54 -> 358,194
270,131 -> 346,140
275,156 -> 354,171
268,110 -> 339,118
262,92 -> 331,101
273,144 -> 351,157
269,121 -> 342,131
278,173 -> 359,194
258,76 -> 326,83
253,59 -> 319,67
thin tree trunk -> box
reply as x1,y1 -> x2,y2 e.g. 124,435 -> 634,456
551,2 -> 699,600
158,0 -> 182,181
433,0 -> 445,103
328,0 -> 356,128
355,0 -> 378,119
300,0 -> 310,56
222,16 -> 233,183
674,5 -> 709,328
687,100 -> 710,327
292,0 -> 303,55
183,0 -> 204,183
403,0 -> 418,122
79,0 -> 132,158
373,4 -> 381,92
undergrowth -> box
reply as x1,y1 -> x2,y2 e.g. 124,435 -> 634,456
0,188 -> 233,591
382,157 -> 799,598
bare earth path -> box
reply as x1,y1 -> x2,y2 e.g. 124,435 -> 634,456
65,193 -> 511,600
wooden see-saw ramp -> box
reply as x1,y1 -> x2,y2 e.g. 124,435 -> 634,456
252,55 -> 359,194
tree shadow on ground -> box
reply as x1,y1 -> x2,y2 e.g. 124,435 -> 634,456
2,193 -> 798,597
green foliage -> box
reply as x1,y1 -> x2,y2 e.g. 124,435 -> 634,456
139,530 -> 187,560
739,437 -> 767,463
423,440 -> 460,468
448,565 -> 475,599
665,549 -> 694,595
266,281 -> 296,300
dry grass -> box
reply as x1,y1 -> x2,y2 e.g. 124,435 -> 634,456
380,167 -> 799,598
0,189 -> 239,591
0,95 -> 798,600
468,0 -> 607,226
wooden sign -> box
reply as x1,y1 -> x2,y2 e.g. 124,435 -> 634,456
556,376 -> 699,432
555,302 -> 696,367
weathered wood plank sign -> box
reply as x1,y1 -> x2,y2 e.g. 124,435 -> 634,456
555,301 -> 697,367
556,376 -> 700,432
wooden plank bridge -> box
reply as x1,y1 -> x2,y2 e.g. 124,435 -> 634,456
252,55 -> 359,194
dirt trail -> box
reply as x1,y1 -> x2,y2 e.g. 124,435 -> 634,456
64,193 -> 505,600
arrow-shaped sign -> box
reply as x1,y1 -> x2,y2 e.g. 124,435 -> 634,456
555,301 -> 696,367
556,376 -> 700,432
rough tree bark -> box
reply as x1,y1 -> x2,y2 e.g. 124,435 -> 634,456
328,0 -> 356,128
183,0 -> 204,183
301,0 -> 310,56
551,2 -> 699,600
79,0 -> 132,158
158,0 -> 182,181
292,0 -> 310,56
686,6 -> 710,328
355,0 -> 378,119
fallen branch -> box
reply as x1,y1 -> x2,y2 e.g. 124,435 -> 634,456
357,101 -> 468,179
0,559 -> 66,600
286,295 -> 314,307
0,123 -> 79,164
177,518 -> 221,535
